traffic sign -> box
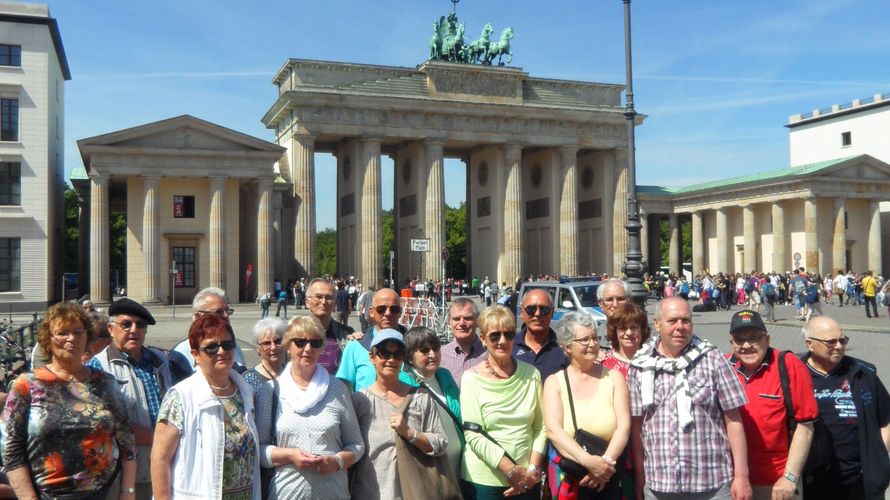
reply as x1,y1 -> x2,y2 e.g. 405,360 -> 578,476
411,238 -> 430,252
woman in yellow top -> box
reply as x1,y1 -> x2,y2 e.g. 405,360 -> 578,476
543,312 -> 631,500
460,305 -> 546,500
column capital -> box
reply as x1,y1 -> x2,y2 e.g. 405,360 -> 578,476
90,172 -> 109,183
143,173 -> 162,181
209,175 -> 228,185
424,138 -> 446,147
360,136 -> 383,146
503,143 -> 523,162
292,131 -> 315,140
716,206 -> 727,215
559,144 -> 579,155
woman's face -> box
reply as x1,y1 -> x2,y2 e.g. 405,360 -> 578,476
410,343 -> 440,377
193,329 -> 234,377
370,340 -> 405,378
257,330 -> 283,366
49,318 -> 87,365
566,324 -> 599,364
482,323 -> 515,363
287,333 -> 322,369
616,323 -> 643,355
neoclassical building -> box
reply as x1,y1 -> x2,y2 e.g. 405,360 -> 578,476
263,59 -> 637,288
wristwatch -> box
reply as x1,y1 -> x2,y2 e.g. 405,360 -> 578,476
505,466 -> 518,481
125,487 -> 136,494
783,471 -> 798,483
334,454 -> 345,471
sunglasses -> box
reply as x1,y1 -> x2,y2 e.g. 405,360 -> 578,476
373,305 -> 402,315
199,340 -> 237,356
418,346 -> 441,355
374,348 -> 406,360
523,305 -> 553,316
487,330 -> 516,343
113,319 -> 148,330
198,308 -> 235,318
807,336 -> 849,347
258,338 -> 283,348
291,338 -> 325,349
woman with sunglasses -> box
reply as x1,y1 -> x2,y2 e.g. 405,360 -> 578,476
244,318 -> 287,394
152,313 -> 260,500
543,312 -> 631,500
351,329 -> 450,499
461,305 -> 546,500
2,303 -> 137,500
399,326 -> 464,477
254,315 -> 363,499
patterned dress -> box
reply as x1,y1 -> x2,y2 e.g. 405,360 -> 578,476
1,367 -> 136,496
158,389 -> 257,500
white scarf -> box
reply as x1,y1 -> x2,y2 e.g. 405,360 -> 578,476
630,335 -> 714,432
279,362 -> 330,414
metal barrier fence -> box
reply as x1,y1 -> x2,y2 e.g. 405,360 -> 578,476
398,297 -> 452,343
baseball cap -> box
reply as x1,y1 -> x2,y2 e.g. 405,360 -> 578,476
729,309 -> 766,334
370,328 -> 405,349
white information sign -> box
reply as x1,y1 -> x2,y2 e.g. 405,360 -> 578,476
411,238 -> 430,252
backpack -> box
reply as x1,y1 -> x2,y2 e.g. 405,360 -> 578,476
793,278 -> 807,294
805,283 -> 819,304
680,282 -> 689,295
761,282 -> 775,298
744,279 -> 755,294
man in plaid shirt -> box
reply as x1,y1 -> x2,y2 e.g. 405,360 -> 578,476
628,297 -> 752,500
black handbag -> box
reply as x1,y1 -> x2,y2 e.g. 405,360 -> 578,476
556,369 -> 610,482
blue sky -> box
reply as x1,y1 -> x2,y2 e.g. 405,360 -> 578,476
46,0 -> 889,230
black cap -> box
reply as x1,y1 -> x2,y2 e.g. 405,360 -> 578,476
108,298 -> 156,325
729,309 -> 766,334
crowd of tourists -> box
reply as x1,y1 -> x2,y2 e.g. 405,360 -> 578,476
1,276 -> 888,500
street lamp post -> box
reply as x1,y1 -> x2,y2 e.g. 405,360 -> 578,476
619,0 -> 649,307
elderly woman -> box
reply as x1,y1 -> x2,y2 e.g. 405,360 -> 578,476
351,329 -> 450,499
461,305 -> 546,500
601,303 -> 651,377
244,317 -> 287,394
543,312 -> 631,500
255,316 -> 364,499
151,313 -> 260,500
2,303 -> 137,499
399,326 -> 464,477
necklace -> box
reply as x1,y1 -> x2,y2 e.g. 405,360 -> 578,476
46,364 -> 81,382
208,378 -> 231,391
485,358 -> 514,379
260,362 -> 281,380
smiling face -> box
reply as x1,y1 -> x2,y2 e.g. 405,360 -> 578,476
370,340 -> 406,379
108,313 -> 147,357
520,289 -> 553,335
654,297 -> 693,356
806,316 -> 847,371
257,329 -> 284,366
730,328 -> 770,371
598,282 -> 629,318
370,289 -> 401,330
306,280 -> 335,320
449,301 -> 477,344
193,329 -> 234,377
565,323 -> 599,366
410,343 -> 441,378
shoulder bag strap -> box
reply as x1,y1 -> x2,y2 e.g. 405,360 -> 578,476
563,368 -> 580,434
777,350 -> 797,437
271,379 -> 280,446
415,377 -> 463,432
396,387 -> 418,416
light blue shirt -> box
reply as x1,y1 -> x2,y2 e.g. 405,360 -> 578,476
335,329 -> 379,391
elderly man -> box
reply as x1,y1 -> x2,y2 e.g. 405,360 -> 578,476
440,297 -> 486,386
336,287 -> 404,391
513,288 -> 567,380
598,277 -> 631,319
88,298 -> 173,500
305,278 -> 355,373
628,296 -> 751,500
727,310 -> 817,500
800,316 -> 890,500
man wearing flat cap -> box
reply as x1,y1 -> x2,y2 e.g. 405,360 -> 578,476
87,298 -> 173,500
726,309 -> 817,500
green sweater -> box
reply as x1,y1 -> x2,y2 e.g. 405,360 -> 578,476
460,361 -> 547,486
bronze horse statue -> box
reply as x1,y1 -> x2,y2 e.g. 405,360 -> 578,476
461,23 -> 493,64
483,27 -> 513,66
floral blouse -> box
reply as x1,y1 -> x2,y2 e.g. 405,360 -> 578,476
1,367 -> 136,495
158,389 -> 257,500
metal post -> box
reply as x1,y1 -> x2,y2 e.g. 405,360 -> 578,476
620,0 -> 648,308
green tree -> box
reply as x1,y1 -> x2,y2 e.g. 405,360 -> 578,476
63,186 -> 79,273
382,209 -> 394,280
445,202 -> 467,279
110,211 -> 127,288
316,228 -> 337,276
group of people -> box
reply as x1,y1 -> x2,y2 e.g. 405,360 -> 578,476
2,276 -> 889,500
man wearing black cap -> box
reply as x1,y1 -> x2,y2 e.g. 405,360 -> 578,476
726,309 -> 818,500
87,298 -> 173,500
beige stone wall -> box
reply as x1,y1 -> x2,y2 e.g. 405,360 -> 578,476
521,148 -> 556,276
394,142 -> 424,284
336,140 -> 361,278
576,151 -> 606,274
468,146 -> 502,283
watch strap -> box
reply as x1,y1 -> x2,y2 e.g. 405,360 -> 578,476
783,471 -> 798,483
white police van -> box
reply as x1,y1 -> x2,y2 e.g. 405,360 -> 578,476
516,279 -> 608,339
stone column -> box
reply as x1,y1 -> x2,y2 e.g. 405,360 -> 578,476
601,156 -> 615,274
668,213 -> 680,274
716,207 -> 728,273
292,133 -> 316,278
361,138 -> 383,287
559,146 -> 579,276
89,173 -> 110,303
424,140 -> 445,282
272,188 -> 283,280
612,151 -> 628,275
771,201 -> 785,273
257,177 -> 274,298
501,143 -> 523,283
804,197 -> 818,270
832,197 -> 846,273
142,175 -> 161,303
743,204 -> 756,272
692,210 -> 704,274
639,209 -> 649,269
209,176 -> 226,290
77,189 -> 91,296
869,200 -> 882,273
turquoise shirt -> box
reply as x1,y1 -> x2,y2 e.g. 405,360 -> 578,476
335,329 -> 378,391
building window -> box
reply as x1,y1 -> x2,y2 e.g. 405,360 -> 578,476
841,131 -> 852,147
173,195 -> 195,218
0,162 -> 20,205
0,45 -> 21,67
1,98 -> 18,142
172,246 -> 195,288
0,238 -> 20,292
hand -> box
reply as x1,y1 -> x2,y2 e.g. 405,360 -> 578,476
502,466 -> 528,496
731,476 -> 752,500
289,449 -> 323,469
521,466 -> 541,491
771,476 -> 796,500
390,412 -> 410,437
584,455 -> 616,482
347,332 -> 364,340
315,454 -> 340,475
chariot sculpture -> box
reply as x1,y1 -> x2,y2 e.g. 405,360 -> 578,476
427,10 -> 513,66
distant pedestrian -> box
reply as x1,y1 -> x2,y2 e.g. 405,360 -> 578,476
275,288 -> 288,319
862,270 -> 879,318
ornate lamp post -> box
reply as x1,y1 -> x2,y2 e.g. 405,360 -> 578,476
619,0 -> 648,307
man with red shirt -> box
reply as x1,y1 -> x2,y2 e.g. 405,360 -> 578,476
727,309 -> 817,500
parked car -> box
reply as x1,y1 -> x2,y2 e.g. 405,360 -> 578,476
516,279 -> 607,339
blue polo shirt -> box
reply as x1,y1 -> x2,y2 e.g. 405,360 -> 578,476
513,325 -> 567,381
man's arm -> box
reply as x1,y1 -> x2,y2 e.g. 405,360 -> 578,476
723,408 -> 752,500
631,416 -> 644,500
881,423 -> 890,452
772,422 -> 813,499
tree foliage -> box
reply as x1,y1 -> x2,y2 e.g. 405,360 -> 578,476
63,187 -> 79,273
316,228 -> 337,276
658,218 -> 692,271
445,202 -> 467,279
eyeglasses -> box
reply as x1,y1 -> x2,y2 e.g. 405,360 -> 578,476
486,330 -> 516,343
601,297 -> 628,304
808,336 -> 849,347
373,348 -> 406,360
199,340 -> 237,356
374,305 -> 402,315
112,319 -> 148,330
52,328 -> 87,339
571,335 -> 599,347
310,294 -> 334,302
731,335 -> 766,347
258,338 -> 283,348
291,338 -> 325,349
198,307 -> 234,318
418,346 -> 441,355
523,305 -> 553,316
